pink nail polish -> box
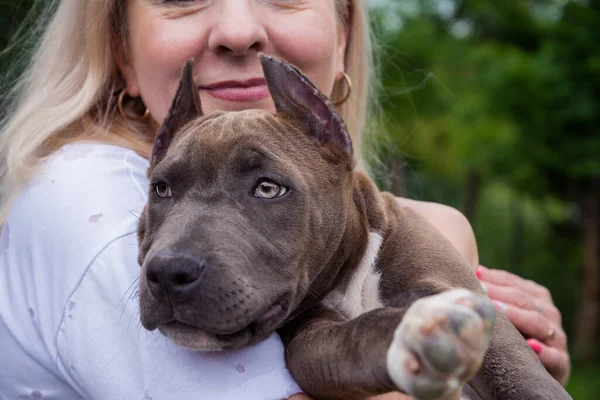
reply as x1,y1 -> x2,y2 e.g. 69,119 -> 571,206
476,269 -> 482,279
492,300 -> 508,312
528,339 -> 542,354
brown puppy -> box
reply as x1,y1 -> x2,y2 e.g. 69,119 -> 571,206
136,55 -> 571,400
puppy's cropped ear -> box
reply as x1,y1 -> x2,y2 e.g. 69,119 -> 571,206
151,59 -> 203,167
259,53 -> 353,163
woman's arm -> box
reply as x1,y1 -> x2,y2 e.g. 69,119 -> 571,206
396,198 -> 479,270
398,198 -> 570,386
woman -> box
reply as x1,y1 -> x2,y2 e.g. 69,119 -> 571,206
0,0 -> 569,399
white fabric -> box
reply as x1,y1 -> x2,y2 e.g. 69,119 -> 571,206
0,142 -> 302,400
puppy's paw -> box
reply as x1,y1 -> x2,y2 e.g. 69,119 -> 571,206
386,289 -> 495,400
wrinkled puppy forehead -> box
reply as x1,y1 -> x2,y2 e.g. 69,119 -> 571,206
154,109 -> 310,178
175,109 -> 310,160
192,109 -> 288,142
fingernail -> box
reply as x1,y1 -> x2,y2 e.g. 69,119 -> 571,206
480,282 -> 488,294
528,339 -> 542,354
476,268 -> 483,279
492,300 -> 508,312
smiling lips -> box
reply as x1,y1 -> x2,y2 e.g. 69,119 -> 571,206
201,78 -> 270,102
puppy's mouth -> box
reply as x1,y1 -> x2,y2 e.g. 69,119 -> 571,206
159,294 -> 290,350
217,296 -> 288,346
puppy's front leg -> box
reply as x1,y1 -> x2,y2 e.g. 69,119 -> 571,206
279,305 -> 404,400
279,290 -> 494,400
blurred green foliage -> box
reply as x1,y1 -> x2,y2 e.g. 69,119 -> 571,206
367,1 -> 600,398
1,0 -> 598,398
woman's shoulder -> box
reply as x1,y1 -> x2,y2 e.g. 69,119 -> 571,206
3,141 -> 150,305
395,197 -> 479,268
32,141 -> 149,205
5,140 -> 151,266
9,142 -> 149,236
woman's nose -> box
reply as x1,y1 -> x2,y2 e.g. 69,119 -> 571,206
208,1 -> 268,56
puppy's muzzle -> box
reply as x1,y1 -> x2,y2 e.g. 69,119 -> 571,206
141,245 -> 293,348
146,250 -> 205,303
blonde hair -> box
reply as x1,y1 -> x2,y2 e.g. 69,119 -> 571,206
0,0 -> 374,223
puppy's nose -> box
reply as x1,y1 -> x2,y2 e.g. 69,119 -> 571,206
146,252 -> 204,301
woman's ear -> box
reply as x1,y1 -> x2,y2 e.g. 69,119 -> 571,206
111,34 -> 141,97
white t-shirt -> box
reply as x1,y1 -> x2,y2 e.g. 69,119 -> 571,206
0,142 -> 303,400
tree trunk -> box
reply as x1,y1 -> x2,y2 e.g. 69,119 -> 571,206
573,191 -> 600,360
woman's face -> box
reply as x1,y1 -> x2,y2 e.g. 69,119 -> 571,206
116,0 -> 348,125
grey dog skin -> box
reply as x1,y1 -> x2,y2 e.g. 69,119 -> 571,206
136,55 -> 572,400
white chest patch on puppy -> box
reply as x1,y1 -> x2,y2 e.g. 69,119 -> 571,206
322,232 -> 384,319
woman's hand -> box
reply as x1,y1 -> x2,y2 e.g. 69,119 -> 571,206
476,265 -> 571,386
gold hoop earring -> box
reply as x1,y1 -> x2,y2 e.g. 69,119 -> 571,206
118,88 -> 150,121
333,72 -> 352,107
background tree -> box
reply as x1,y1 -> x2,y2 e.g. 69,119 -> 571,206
367,1 -> 599,397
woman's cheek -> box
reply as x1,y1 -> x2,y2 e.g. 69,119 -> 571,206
270,24 -> 339,93
133,28 -> 206,123
136,18 -> 205,71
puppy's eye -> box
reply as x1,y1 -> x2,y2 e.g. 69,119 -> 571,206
154,182 -> 172,198
254,180 -> 288,199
